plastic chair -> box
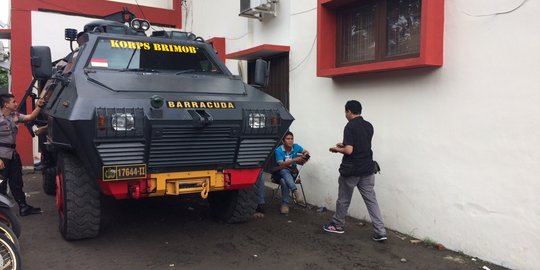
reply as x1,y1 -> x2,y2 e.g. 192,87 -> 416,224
271,165 -> 307,207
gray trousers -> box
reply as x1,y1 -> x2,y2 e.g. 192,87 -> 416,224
331,174 -> 386,236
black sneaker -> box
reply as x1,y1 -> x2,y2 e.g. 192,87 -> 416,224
322,223 -> 344,234
34,161 -> 47,171
256,204 -> 265,214
19,204 -> 42,216
372,234 -> 387,242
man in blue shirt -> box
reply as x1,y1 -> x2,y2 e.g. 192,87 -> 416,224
274,131 -> 309,214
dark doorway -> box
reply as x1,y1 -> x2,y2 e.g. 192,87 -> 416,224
247,53 -> 289,109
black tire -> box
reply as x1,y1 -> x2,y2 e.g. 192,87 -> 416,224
0,208 -> 21,238
57,152 -> 101,240
0,234 -> 21,270
0,222 -> 20,251
208,185 -> 257,223
42,167 -> 57,196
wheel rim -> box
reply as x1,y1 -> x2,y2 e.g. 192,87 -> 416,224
56,169 -> 65,219
0,227 -> 15,246
0,237 -> 17,269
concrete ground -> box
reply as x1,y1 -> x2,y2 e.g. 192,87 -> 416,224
15,170 -> 507,270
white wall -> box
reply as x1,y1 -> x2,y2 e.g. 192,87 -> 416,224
183,0 -> 291,76
32,12 -> 94,60
187,0 -> 540,269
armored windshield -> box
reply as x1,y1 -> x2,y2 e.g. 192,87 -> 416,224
87,38 -> 223,74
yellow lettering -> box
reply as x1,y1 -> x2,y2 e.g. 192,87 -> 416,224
189,46 -> 197,53
172,45 -> 181,53
181,46 -> 189,53
143,43 -> 151,50
119,41 -> 128,48
161,44 -> 170,52
127,41 -> 137,49
153,43 -> 162,51
110,40 -> 120,48
166,100 -> 236,109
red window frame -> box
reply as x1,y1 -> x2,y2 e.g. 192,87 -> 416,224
317,0 -> 444,77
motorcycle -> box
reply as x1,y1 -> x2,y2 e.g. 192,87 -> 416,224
0,178 -> 21,239
0,178 -> 22,269
0,233 -> 21,270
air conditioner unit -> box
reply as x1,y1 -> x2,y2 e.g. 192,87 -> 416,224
239,0 -> 278,21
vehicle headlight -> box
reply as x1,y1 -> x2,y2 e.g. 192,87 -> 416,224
248,113 -> 266,129
140,21 -> 150,31
131,20 -> 141,29
111,113 -> 135,131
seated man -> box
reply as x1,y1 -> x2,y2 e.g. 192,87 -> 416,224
254,171 -> 266,217
274,131 -> 309,214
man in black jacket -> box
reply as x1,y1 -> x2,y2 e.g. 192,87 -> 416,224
322,100 -> 386,242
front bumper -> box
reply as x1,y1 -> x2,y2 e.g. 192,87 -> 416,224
98,167 -> 261,200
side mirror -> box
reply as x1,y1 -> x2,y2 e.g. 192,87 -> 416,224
254,59 -> 269,88
30,46 -> 52,80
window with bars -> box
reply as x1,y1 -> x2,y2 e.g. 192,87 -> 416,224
336,0 -> 421,67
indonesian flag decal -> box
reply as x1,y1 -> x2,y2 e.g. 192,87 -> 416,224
90,58 -> 108,68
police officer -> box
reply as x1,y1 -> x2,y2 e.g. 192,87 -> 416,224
0,93 -> 44,216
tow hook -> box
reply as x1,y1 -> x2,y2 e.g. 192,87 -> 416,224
200,181 -> 209,199
129,183 -> 141,199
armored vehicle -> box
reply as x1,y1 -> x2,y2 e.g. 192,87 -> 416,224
27,13 -> 293,240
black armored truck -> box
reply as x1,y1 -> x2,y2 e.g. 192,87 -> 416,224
27,14 -> 293,240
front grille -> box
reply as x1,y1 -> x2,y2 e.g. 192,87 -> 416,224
149,127 -> 237,167
237,139 -> 277,166
97,142 -> 145,165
